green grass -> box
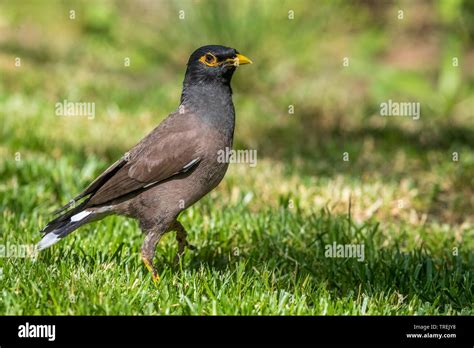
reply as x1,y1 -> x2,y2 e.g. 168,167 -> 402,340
0,0 -> 473,315
0,156 -> 472,315
2,203 -> 473,315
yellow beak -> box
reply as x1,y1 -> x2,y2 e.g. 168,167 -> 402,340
234,53 -> 253,66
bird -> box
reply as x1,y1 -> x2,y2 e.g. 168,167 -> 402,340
37,45 -> 252,281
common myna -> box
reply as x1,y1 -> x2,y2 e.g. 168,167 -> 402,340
37,45 -> 252,281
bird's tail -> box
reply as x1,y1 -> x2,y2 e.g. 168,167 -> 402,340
37,201 -> 96,251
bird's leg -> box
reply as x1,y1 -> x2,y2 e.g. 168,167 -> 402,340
141,229 -> 163,283
171,220 -> 196,264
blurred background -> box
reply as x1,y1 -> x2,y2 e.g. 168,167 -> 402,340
1,0 -> 473,226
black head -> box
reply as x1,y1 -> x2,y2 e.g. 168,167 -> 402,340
183,45 -> 252,87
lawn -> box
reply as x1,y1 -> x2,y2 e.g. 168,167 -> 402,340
0,0 -> 473,315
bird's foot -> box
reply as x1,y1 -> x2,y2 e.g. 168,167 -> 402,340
174,234 -> 196,265
142,256 -> 160,283
180,239 -> 196,251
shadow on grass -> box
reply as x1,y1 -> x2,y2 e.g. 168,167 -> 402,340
30,208 -> 471,313
180,209 -> 472,312
245,113 -> 474,177
9,110 -> 473,179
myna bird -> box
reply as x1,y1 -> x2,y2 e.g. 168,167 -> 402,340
37,45 -> 252,281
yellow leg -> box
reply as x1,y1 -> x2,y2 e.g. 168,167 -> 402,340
141,229 -> 163,284
142,256 -> 160,283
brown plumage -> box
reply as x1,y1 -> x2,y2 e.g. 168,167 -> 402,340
37,45 -> 252,280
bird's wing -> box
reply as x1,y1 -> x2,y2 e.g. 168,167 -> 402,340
50,112 -> 205,213
52,158 -> 127,214
84,112 -> 204,206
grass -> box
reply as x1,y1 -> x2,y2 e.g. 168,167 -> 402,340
1,157 -> 472,315
0,0 -> 473,315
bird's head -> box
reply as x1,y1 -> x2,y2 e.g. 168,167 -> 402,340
183,45 -> 252,86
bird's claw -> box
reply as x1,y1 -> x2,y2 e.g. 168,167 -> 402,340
174,241 -> 196,266
173,254 -> 183,266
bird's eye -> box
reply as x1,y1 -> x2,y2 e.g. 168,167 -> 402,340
200,53 -> 217,66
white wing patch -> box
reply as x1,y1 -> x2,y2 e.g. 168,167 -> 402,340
182,158 -> 200,171
142,157 -> 200,190
143,181 -> 158,188
70,210 -> 92,222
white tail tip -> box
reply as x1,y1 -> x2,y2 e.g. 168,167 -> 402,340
37,233 -> 61,251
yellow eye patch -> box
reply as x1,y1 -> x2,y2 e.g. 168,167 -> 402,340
199,53 -> 219,67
